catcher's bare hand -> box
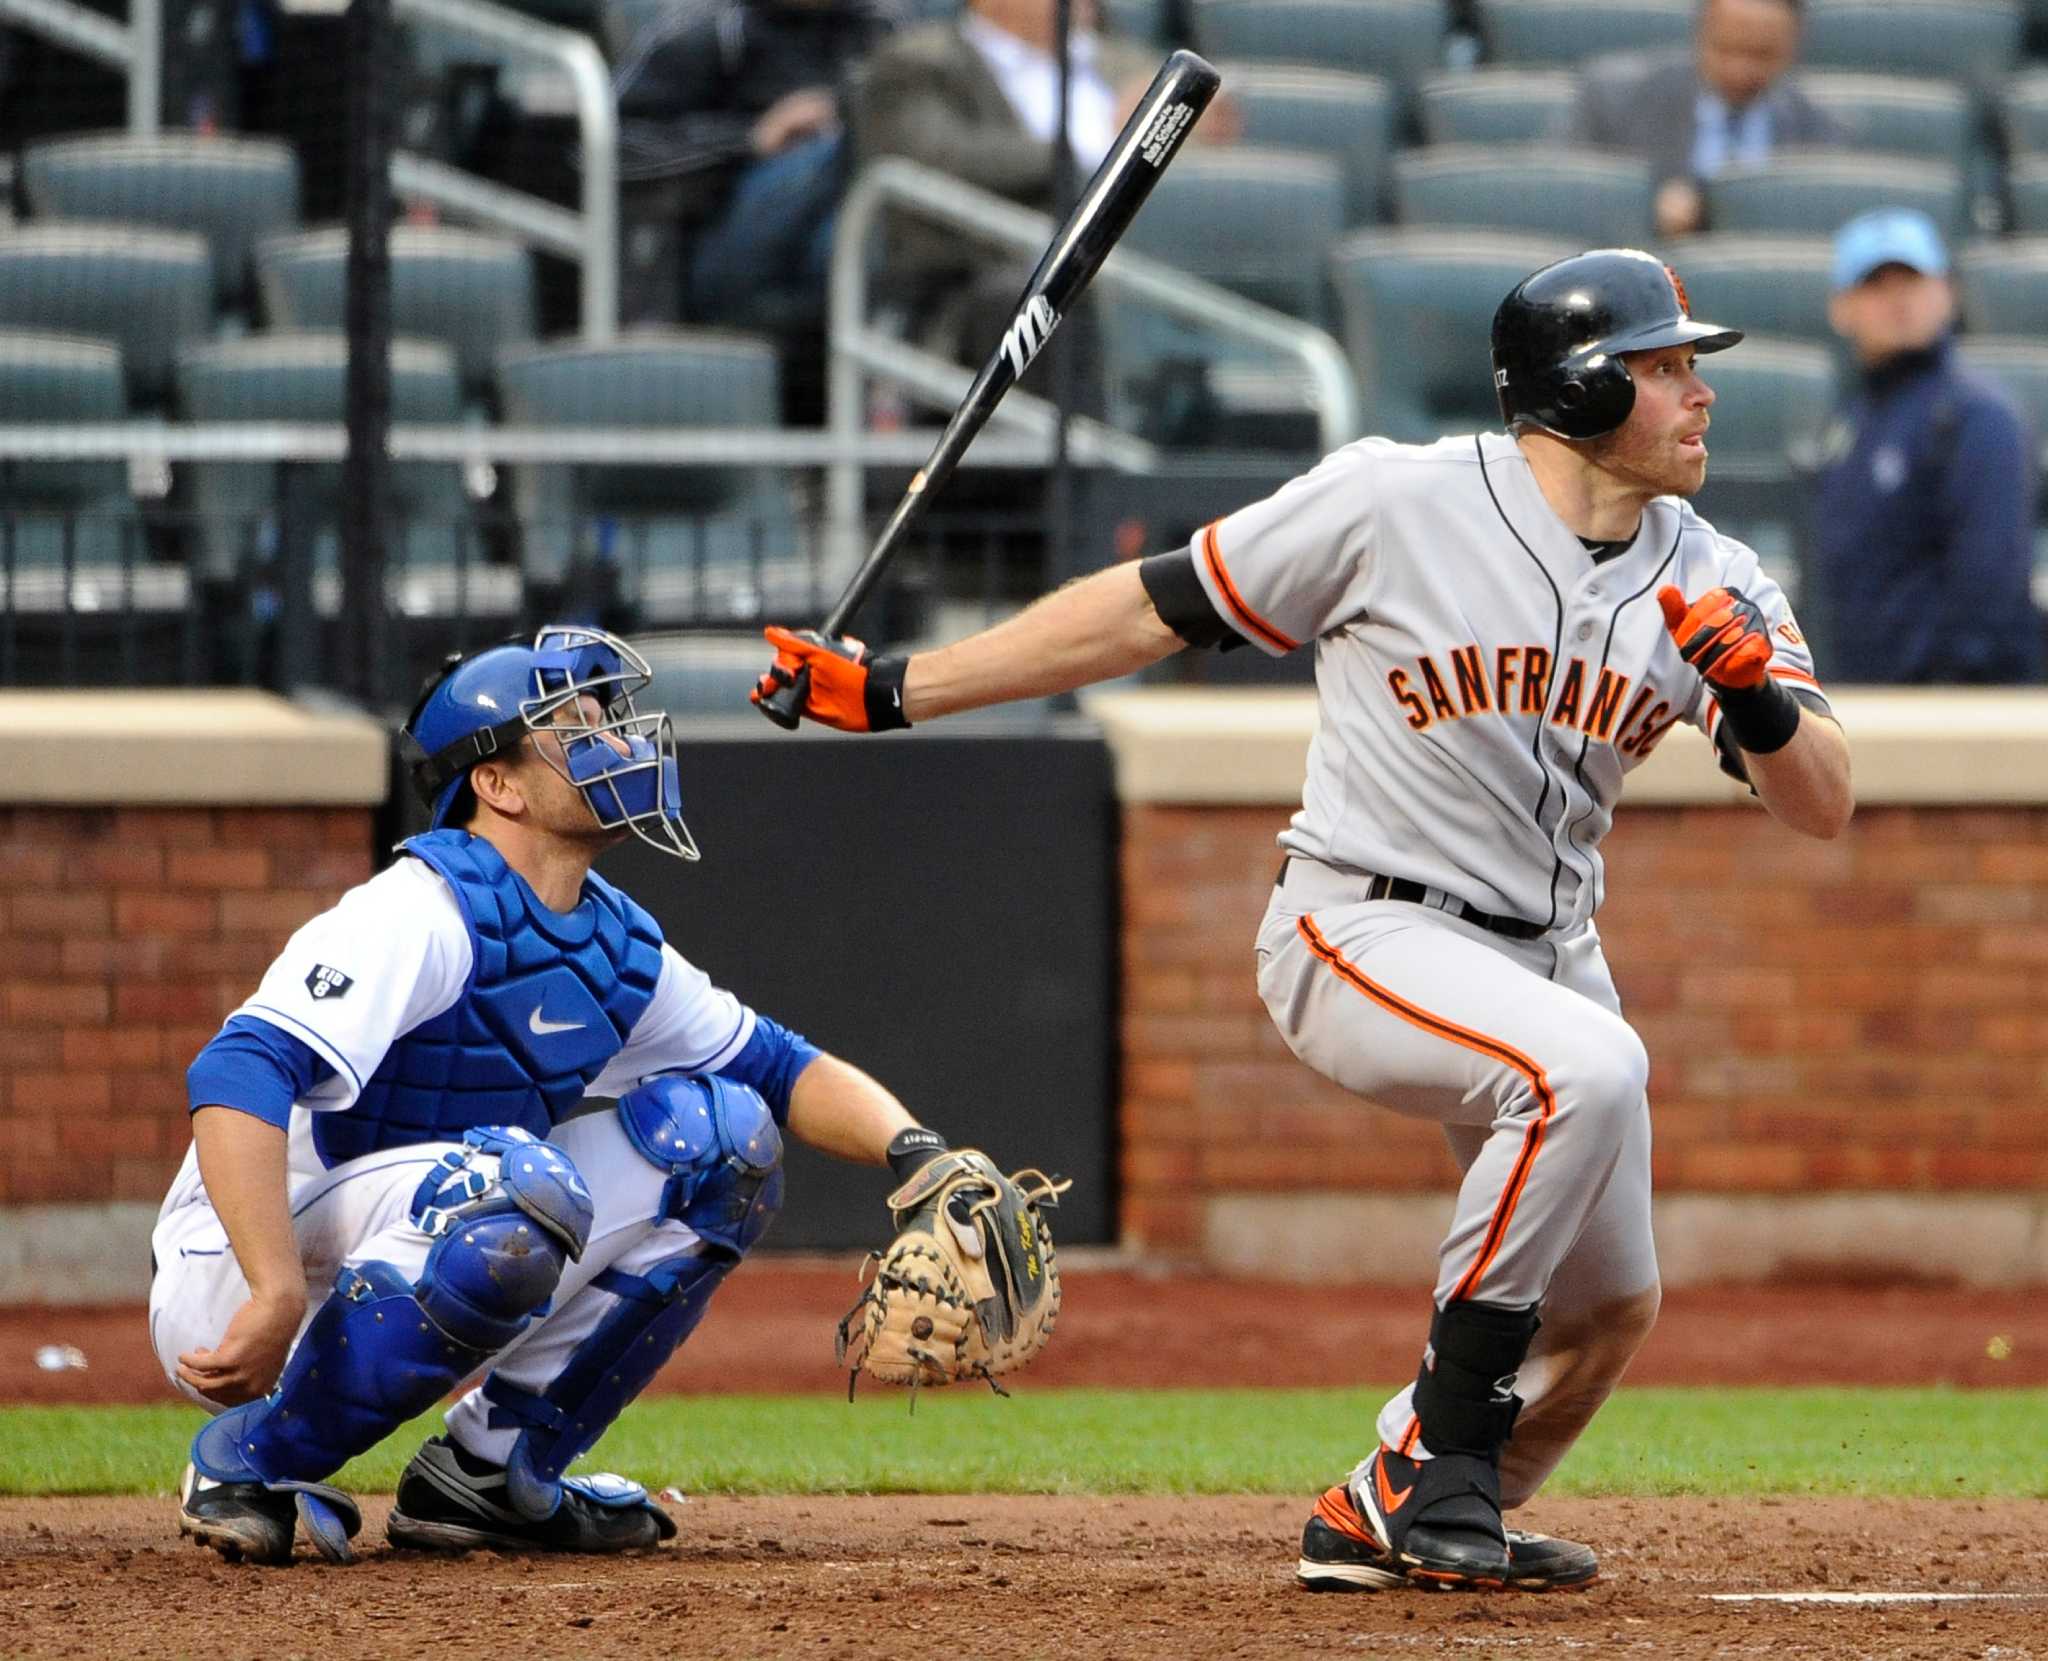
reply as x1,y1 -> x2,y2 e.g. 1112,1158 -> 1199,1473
177,1288 -> 305,1405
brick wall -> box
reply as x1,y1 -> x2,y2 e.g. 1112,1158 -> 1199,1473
1119,803 -> 2048,1254
0,806 -> 374,1207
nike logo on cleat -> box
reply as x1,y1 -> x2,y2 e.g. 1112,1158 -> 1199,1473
528,1007 -> 585,1035
1375,1458 -> 1414,1515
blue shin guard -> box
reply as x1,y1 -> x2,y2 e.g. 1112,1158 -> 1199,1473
482,1075 -> 783,1519
191,1131 -> 592,1495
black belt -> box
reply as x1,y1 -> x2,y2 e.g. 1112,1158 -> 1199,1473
1276,858 -> 1547,942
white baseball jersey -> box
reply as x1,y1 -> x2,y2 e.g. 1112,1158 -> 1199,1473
161,856 -> 754,1202
1190,431 -> 1829,932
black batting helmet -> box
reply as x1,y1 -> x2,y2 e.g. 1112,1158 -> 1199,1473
1490,248 -> 1742,441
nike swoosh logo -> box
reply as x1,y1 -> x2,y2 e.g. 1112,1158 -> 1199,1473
1375,1457 -> 1414,1515
528,1007 -> 585,1035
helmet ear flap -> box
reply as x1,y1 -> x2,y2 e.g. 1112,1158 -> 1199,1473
1542,353 -> 1636,441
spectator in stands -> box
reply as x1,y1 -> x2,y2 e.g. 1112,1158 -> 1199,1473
852,0 -> 1236,405
1811,208 -> 2043,684
1564,0 -> 1839,238
612,0 -> 898,333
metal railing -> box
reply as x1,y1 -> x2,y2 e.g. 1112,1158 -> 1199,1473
824,157 -> 1365,542
0,0 -> 161,134
390,0 -> 617,340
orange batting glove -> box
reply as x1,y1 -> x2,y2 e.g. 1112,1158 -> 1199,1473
1657,584 -> 1772,691
1657,584 -> 1802,755
751,626 -> 910,732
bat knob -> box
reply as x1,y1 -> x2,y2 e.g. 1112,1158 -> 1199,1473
755,665 -> 810,731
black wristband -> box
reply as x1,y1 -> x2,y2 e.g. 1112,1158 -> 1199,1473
863,654 -> 910,732
885,1126 -> 948,1184
1714,676 -> 1801,755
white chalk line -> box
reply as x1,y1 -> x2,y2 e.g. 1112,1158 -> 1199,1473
1707,1590 -> 2048,1605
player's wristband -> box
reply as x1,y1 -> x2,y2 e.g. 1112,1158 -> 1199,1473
864,654 -> 910,732
885,1126 -> 949,1184
1714,676 -> 1800,755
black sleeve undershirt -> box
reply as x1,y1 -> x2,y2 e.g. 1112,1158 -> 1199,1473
1138,548 -> 1245,652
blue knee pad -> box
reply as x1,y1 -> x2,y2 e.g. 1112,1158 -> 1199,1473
191,1128 -> 592,1489
482,1075 -> 783,1519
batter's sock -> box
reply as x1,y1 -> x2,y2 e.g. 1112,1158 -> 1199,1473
1411,1299 -> 1542,1459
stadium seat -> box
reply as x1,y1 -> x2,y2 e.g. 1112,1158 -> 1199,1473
1800,0 -> 2022,84
256,226 -> 538,405
2011,159 -> 2048,233
642,631 -> 792,715
1393,145 -> 1653,245
1660,236 -> 1836,348
1191,0 -> 1447,119
495,330 -> 818,625
1802,72 -> 1976,170
1473,0 -> 1692,66
1107,146 -> 1349,450
1121,147 -> 1347,324
1102,0 -> 1173,44
19,132 -> 299,310
0,224 -> 212,409
1687,338 -> 1837,603
2007,70 -> 2048,154
1226,66 -> 1395,224
1418,67 -> 1577,145
0,329 -> 138,570
1702,153 -> 1968,240
1330,227 -> 1577,440
1956,238 -> 2048,331
175,332 -> 473,590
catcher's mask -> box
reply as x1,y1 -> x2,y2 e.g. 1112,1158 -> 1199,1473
401,625 -> 699,861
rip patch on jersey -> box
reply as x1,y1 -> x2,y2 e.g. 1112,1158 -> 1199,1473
306,964 -> 355,1001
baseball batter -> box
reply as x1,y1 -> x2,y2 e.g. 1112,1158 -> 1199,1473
754,249 -> 1854,1591
152,625 -> 981,1564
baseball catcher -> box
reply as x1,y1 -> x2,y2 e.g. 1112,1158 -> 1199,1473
839,1127 -> 1070,1396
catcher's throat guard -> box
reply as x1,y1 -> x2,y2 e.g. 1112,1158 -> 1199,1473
837,1149 -> 1071,1402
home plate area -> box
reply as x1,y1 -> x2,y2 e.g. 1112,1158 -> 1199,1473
4,1494 -> 2044,1660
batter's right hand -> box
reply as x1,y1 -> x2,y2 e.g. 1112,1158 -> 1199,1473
177,1288 -> 304,1406
752,626 -> 910,732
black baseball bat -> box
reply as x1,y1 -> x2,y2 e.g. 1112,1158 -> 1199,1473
756,47 -> 1222,729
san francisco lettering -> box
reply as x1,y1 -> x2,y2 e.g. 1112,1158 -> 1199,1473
1387,644 -> 1679,757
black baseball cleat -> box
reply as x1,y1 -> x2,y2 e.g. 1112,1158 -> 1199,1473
1299,1478 -> 1601,1593
1297,1479 -> 1407,1590
386,1436 -> 679,1554
179,1464 -> 296,1566
1505,1528 -> 1600,1591
1345,1445 -> 1511,1589
178,1464 -> 361,1565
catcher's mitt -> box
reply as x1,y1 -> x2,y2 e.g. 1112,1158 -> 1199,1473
837,1149 -> 1071,1398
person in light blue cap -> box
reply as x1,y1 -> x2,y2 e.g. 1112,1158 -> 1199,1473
1810,207 -> 2043,683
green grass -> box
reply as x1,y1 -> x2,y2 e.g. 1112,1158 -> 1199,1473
4,1388 -> 2044,1499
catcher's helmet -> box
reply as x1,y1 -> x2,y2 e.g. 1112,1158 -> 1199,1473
1491,248 -> 1742,441
401,625 -> 698,860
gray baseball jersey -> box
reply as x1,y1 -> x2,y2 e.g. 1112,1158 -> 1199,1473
1189,430 -> 1829,932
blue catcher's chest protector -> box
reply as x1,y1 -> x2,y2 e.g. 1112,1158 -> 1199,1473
319,831 -> 664,1166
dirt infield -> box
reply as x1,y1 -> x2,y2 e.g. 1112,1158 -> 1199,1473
5,1268 -> 2046,1657
5,1262 -> 2046,1402
5,1494 -> 2045,1660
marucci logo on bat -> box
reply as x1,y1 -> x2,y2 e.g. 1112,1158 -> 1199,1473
999,296 -> 1061,379
1139,100 -> 1195,165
